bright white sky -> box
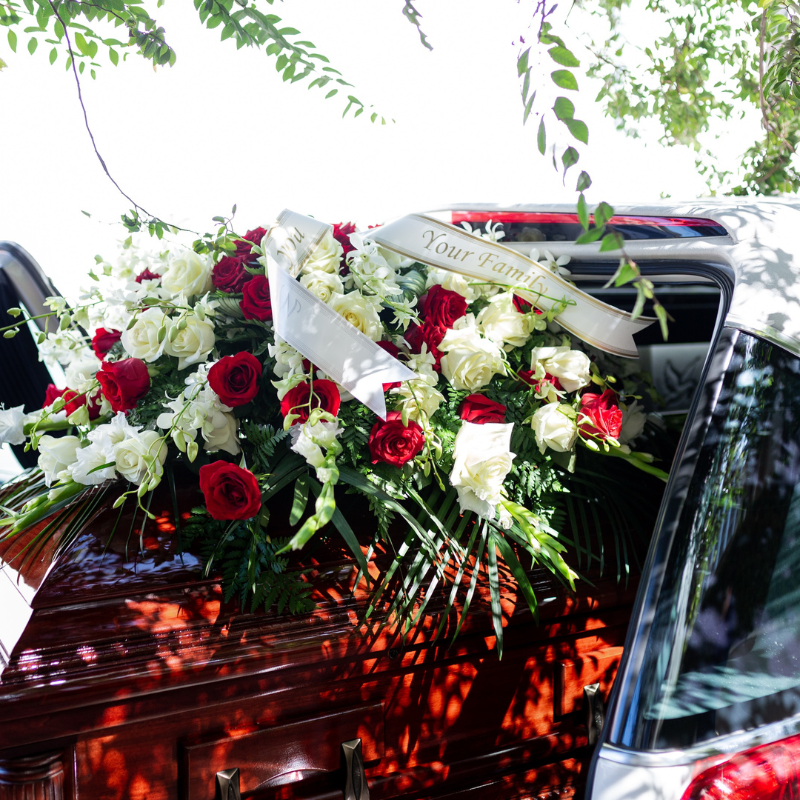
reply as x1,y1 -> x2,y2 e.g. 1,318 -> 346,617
0,0 -> 762,295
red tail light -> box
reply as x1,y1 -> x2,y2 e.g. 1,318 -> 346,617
681,733 -> 800,799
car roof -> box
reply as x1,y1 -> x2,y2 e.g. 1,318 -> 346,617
431,201 -> 800,357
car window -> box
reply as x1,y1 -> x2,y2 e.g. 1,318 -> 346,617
615,331 -> 800,750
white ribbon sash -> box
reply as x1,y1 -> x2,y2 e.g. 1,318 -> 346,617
263,211 -> 416,420
262,208 -> 653,419
368,214 -> 654,358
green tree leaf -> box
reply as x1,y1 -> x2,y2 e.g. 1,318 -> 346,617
537,117 -> 546,154
564,117 -> 588,144
27,36 -> 37,55
551,69 -> 578,90
8,30 -> 17,53
548,45 -> 580,67
553,96 -> 575,120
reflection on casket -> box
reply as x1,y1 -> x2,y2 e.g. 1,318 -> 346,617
0,478 -> 635,800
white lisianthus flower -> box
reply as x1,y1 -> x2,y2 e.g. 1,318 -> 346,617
38,434 -> 82,486
289,418 -> 342,482
301,231 -> 343,274
405,349 -> 438,385
329,292 -> 383,341
161,250 -> 213,297
530,346 -> 591,393
115,430 -> 168,486
425,267 -> 480,303
164,316 -> 216,369
619,401 -> 647,445
346,243 -> 399,296
0,405 -> 27,446
477,291 -> 533,348
202,411 -> 240,456
449,421 -> 515,522
531,403 -> 578,454
439,315 -> 507,392
392,379 -> 444,422
121,307 -> 168,362
64,349 -> 102,394
300,270 -> 344,304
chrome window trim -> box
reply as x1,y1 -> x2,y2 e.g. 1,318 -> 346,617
726,316 -> 800,359
598,707 -> 800,768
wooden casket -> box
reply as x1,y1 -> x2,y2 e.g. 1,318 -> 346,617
0,480 -> 637,800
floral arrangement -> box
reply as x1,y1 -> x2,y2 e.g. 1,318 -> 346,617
0,215 -> 665,654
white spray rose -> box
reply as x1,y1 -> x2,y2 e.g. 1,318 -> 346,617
619,401 -> 647,445
300,270 -> 343,304
530,346 -> 591,393
38,434 -> 82,486
64,349 -> 102,394
161,250 -> 213,297
0,405 -> 27,446
477,291 -> 533,348
301,231 -> 343,274
329,292 -> 383,341
439,315 -> 506,392
121,307 -> 168,362
115,430 -> 168,486
449,422 -> 515,523
164,316 -> 216,369
202,411 -> 240,456
531,403 -> 578,454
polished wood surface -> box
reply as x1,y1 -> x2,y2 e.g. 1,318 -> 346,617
0,476 -> 638,800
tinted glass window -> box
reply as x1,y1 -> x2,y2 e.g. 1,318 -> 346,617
617,332 -> 800,750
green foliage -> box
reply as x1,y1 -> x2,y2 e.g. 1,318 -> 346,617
183,510 -> 315,614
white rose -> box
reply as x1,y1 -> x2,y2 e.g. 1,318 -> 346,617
449,422 -> 515,520
121,307 -> 167,362
476,291 -> 532,348
425,267 -> 480,303
64,349 -> 102,394
620,401 -> 647,445
531,346 -> 591,393
202,411 -> 240,456
329,292 -> 383,341
0,405 -> 27,446
38,434 -> 81,486
439,316 -> 506,392
164,316 -> 216,369
161,250 -> 213,297
392,379 -> 444,422
531,403 -> 578,454
115,430 -> 168,486
300,270 -> 343,304
301,231 -> 343,274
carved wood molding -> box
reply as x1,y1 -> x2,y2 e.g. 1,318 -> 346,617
0,752 -> 65,800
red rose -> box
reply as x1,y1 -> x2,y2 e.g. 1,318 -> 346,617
418,284 -> 468,328
43,383 -> 68,408
405,321 -> 447,371
512,295 -> 544,315
377,340 -> 403,391
332,222 -> 357,260
240,275 -> 272,321
96,358 -> 151,413
280,379 -> 341,425
63,388 -> 102,420
91,327 -> 122,360
368,411 -> 425,467
243,227 -> 267,248
579,389 -> 623,441
212,254 -> 249,293
199,461 -> 262,521
208,352 -> 262,407
135,268 -> 162,284
460,394 -> 506,424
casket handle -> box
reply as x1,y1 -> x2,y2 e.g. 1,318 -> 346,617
215,767 -> 241,800
341,739 -> 370,800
